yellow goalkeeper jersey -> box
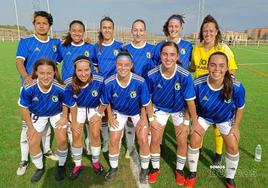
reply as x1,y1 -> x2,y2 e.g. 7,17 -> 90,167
190,43 -> 237,78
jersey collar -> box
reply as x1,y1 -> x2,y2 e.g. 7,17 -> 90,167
102,39 -> 115,46
37,79 -> 53,94
71,41 -> 85,46
160,64 -> 177,80
130,41 -> 146,49
207,76 -> 223,91
116,73 -> 132,88
33,34 -> 50,43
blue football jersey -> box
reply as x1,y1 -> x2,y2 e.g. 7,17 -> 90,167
123,42 -> 155,78
153,39 -> 193,70
58,42 -> 97,81
147,64 -> 196,113
65,74 -> 104,108
18,79 -> 75,116
101,73 -> 150,116
194,74 -> 245,123
94,39 -> 123,79
16,35 -> 61,78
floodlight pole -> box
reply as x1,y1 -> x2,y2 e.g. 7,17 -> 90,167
13,0 -> 21,40
46,0 -> 53,37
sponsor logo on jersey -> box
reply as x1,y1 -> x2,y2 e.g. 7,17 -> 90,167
34,47 -> 40,52
180,48 -> 186,55
67,51 -> 72,56
146,51 -> 151,58
224,99 -> 232,104
174,82 -> 181,90
157,83 -> 162,88
32,96 -> 39,101
130,91 -> 137,98
202,96 -> 208,101
92,90 -> 98,97
84,50 -> 90,57
113,93 -> 118,97
114,49 -> 119,56
53,45 -> 57,52
52,95 -> 58,102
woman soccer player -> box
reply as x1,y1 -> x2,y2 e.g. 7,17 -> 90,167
18,58 -> 76,183
93,50 -> 151,184
94,17 -> 123,152
65,55 -> 104,180
154,14 -> 192,70
189,15 -> 238,167
58,19 -> 97,155
146,41 -> 199,186
15,11 -> 59,176
122,19 -> 155,158
186,52 -> 245,188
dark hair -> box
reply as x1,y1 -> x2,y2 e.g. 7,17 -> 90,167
32,58 -> 63,84
98,17 -> 114,52
32,11 -> 53,26
131,19 -> 146,30
160,41 -> 181,65
208,51 -> 233,100
72,55 -> 92,95
199,15 -> 222,46
163,14 -> 185,37
63,20 -> 85,46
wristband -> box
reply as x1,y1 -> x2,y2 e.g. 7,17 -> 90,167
183,120 -> 190,126
149,116 -> 156,122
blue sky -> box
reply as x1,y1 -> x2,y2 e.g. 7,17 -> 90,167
0,0 -> 267,35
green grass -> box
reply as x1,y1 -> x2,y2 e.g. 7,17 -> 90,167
0,42 -> 268,188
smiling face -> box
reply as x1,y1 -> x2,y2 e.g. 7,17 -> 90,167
168,19 -> 182,40
202,22 -> 218,45
116,57 -> 133,79
37,64 -> 54,88
131,21 -> 146,44
160,45 -> 178,70
208,54 -> 228,82
75,60 -> 91,83
34,16 -> 50,37
70,22 -> 85,44
100,20 -> 114,42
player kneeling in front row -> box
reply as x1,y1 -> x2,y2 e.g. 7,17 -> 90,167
91,50 -> 151,184
185,52 -> 245,188
18,58 -> 77,183
65,56 -> 105,180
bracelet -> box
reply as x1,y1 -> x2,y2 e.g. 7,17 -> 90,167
183,120 -> 190,126
148,116 -> 156,122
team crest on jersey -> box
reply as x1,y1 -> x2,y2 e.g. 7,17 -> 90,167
84,50 -> 90,57
113,93 -> 118,97
67,51 -> 72,56
224,99 -> 232,104
174,82 -> 181,90
146,52 -> 151,58
114,49 -> 119,56
130,91 -> 137,98
53,45 -> 57,52
34,47 -> 40,52
73,94 -> 78,99
180,48 -> 186,55
52,95 -> 58,102
92,90 -> 98,97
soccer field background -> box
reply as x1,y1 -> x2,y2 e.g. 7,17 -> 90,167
0,42 -> 267,188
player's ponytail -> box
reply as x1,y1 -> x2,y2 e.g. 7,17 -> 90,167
32,58 -> 64,85
63,20 -> 85,46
